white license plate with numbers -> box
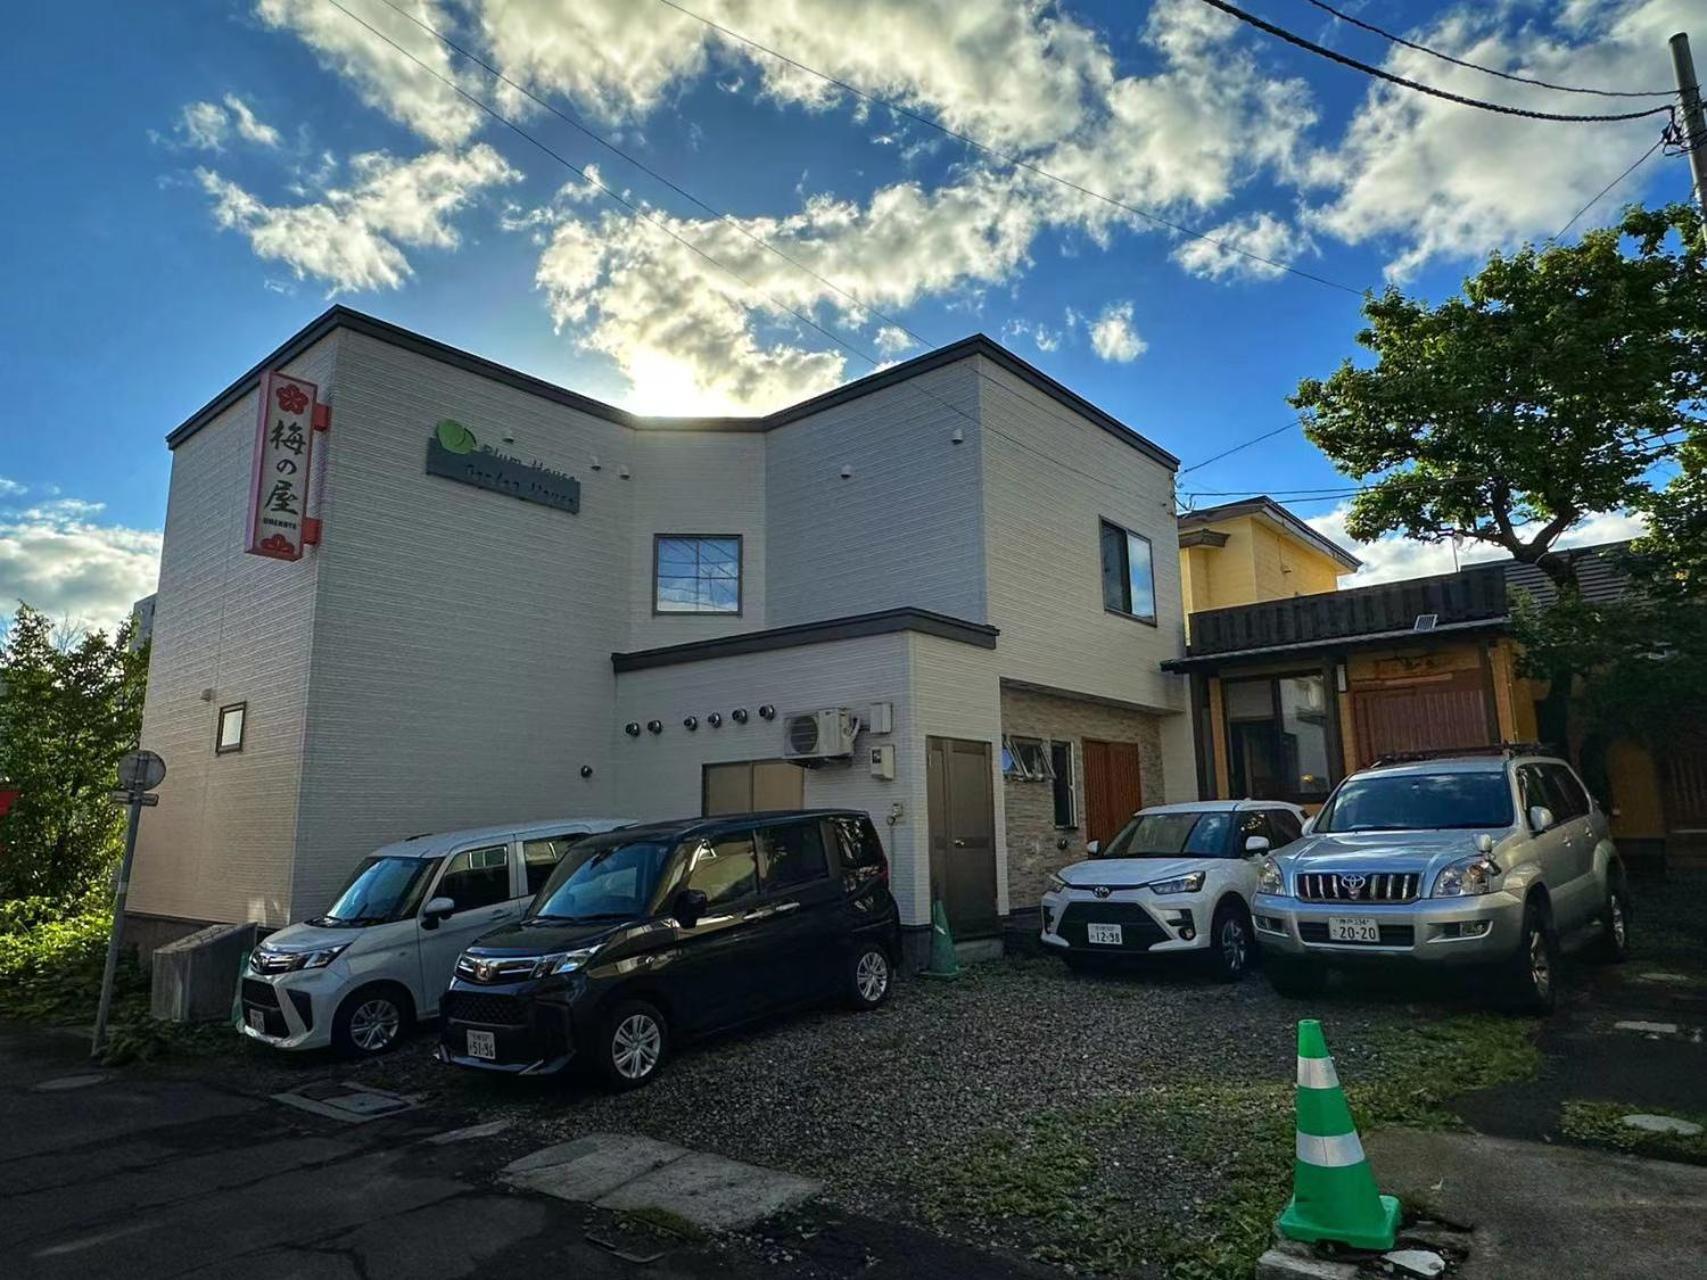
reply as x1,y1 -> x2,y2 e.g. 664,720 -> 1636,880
465,1029 -> 496,1060
1327,916 -> 1381,943
1086,923 -> 1123,946
247,1008 -> 267,1032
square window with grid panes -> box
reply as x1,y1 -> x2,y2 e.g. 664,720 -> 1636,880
655,536 -> 741,613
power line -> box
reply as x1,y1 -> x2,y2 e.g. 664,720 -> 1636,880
1549,135 -> 1667,242
1299,0 -> 1677,100
656,0 -> 1368,297
1197,0 -> 1677,124
1179,420 -> 1303,473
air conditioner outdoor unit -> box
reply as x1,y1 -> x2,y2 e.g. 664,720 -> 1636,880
783,707 -> 859,761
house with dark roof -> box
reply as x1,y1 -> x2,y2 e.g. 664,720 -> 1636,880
128,307 -> 1199,961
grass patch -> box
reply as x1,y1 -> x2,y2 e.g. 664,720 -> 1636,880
1558,1100 -> 1707,1163
917,1013 -> 1540,1280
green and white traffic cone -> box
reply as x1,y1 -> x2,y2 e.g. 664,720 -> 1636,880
922,900 -> 961,978
1276,1018 -> 1400,1251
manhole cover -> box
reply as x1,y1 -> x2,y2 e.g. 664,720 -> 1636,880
272,1084 -> 417,1123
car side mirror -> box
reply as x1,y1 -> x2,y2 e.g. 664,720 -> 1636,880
1085,840 -> 1101,857
673,888 -> 708,929
1245,835 -> 1270,854
1300,815 -> 1315,835
1528,805 -> 1555,834
421,896 -> 455,930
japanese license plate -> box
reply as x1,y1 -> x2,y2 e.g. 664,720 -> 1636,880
1327,916 -> 1382,943
466,1029 -> 496,1060
1086,923 -> 1123,946
246,1007 -> 267,1032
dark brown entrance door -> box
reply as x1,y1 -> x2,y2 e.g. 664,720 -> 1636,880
1082,739 -> 1143,848
1352,671 -> 1494,767
926,737 -> 998,940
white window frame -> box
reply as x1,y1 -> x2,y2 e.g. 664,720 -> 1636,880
1002,735 -> 1054,781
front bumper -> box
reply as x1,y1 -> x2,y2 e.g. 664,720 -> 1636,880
1251,890 -> 1524,965
437,980 -> 580,1076
1039,887 -> 1208,956
238,969 -> 342,1051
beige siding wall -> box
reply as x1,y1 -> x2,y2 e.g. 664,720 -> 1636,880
998,685 -> 1165,911
131,334 -> 341,925
765,364 -> 985,627
974,356 -> 1194,803
286,331 -> 634,917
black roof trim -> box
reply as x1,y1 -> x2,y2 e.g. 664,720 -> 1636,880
1161,615 -> 1509,671
1178,495 -> 1362,570
165,307 -> 1177,468
612,606 -> 998,673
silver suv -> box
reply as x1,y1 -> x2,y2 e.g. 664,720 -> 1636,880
1251,749 -> 1630,1012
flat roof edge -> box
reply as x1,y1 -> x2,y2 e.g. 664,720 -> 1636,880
612,607 -> 999,673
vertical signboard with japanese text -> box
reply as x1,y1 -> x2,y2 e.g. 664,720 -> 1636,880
246,371 -> 317,561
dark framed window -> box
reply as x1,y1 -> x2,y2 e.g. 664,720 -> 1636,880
216,702 -> 246,754
654,535 -> 742,614
1099,520 -> 1156,623
1050,741 -> 1076,828
1266,809 -> 1305,848
702,759 -> 805,815
522,833 -> 590,895
685,833 -> 759,908
757,820 -> 830,890
435,845 -> 510,913
1224,673 -> 1333,804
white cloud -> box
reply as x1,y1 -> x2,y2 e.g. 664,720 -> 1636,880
1307,504 -> 1649,586
1089,301 -> 1146,363
1173,212 -> 1313,282
0,500 -> 163,634
160,95 -> 282,152
254,0 -> 485,148
1002,319 -> 1061,353
0,478 -> 24,498
873,325 -> 914,356
224,94 -> 282,147
199,144 -> 519,294
1302,0 -> 1689,279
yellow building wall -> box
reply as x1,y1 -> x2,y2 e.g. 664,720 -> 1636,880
1606,739 -> 1666,840
1178,513 -> 1351,617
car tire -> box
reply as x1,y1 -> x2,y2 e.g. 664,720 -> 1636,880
848,942 -> 893,1010
597,999 -> 668,1091
1266,957 -> 1326,999
1592,878 -> 1631,964
1208,901 -> 1254,983
331,984 -> 411,1058
1504,900 -> 1560,1014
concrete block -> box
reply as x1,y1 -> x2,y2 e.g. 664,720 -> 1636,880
503,1134 -> 688,1201
1255,1246 -> 1362,1280
150,922 -> 256,1022
595,1151 -> 821,1231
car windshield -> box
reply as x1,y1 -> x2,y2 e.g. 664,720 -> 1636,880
1102,811 -> 1233,858
1315,770 -> 1514,833
528,834 -> 677,922
314,856 -> 436,925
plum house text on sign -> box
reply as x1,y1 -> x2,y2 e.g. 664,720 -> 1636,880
247,372 -> 320,561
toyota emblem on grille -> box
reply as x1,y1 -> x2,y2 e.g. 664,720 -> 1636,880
1093,885 -> 1113,899
474,960 -> 495,982
1341,874 -> 1367,899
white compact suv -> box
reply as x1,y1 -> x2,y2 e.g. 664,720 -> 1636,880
1040,800 -> 1307,980
239,817 -> 632,1056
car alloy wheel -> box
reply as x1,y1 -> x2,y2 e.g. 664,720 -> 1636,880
611,1012 -> 662,1081
348,996 -> 401,1053
1220,916 -> 1248,974
856,949 -> 890,1003
1610,895 -> 1627,950
1528,927 -> 1552,1000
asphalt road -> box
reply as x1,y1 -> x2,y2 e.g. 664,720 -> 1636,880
0,1023 -> 1047,1280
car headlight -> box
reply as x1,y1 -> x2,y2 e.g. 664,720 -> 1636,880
298,944 -> 349,969
1257,857 -> 1284,895
1046,872 -> 1068,894
532,947 -> 599,977
1144,870 -> 1205,895
252,943 -> 347,972
1434,856 -> 1498,897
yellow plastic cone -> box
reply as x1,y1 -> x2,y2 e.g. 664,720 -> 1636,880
1276,1019 -> 1400,1251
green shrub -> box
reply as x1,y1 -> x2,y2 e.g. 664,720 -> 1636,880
0,894 -> 141,1023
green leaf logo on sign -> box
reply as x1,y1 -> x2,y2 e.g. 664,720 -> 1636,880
435,419 -> 477,454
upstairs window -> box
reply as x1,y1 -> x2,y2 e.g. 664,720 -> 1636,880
655,535 -> 742,614
1099,520 -> 1156,623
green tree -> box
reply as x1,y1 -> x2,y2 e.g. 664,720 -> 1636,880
1291,202 -> 1706,591
0,604 -> 149,901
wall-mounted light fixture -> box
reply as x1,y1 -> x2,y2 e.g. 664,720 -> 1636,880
758,704 -> 776,720
683,715 -> 698,731
951,427 -> 964,445
731,707 -> 749,724
624,722 -> 641,737
839,464 -> 853,479
707,711 -> 723,728
590,455 -> 602,471
646,719 -> 663,734
580,764 -> 594,778
619,464 -> 631,480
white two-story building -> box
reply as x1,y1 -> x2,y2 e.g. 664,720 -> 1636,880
130,307 -> 1194,964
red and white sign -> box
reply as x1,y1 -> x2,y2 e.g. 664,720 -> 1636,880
247,371 -> 318,561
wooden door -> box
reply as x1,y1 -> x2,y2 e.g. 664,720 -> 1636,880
1351,672 -> 1494,767
1664,739 -> 1707,867
926,737 -> 998,940
1082,739 -> 1143,847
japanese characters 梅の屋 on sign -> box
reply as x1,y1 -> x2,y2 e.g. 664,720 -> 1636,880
247,371 -> 317,561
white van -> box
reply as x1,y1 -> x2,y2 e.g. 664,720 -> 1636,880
239,818 -> 633,1055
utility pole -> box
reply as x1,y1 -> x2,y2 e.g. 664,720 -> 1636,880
1671,33 -> 1707,231
91,750 -> 165,1057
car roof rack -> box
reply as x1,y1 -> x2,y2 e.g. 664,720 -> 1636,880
1369,741 -> 1554,767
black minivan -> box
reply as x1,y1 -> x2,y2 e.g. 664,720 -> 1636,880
438,810 -> 900,1088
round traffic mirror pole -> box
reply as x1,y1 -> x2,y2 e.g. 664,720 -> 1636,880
92,751 -> 165,1058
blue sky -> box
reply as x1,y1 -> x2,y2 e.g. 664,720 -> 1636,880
0,0 -> 1690,627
